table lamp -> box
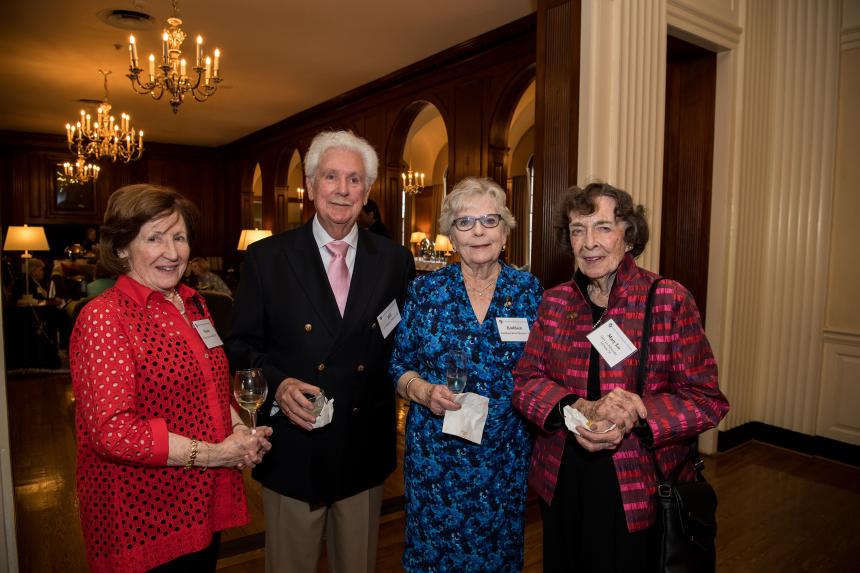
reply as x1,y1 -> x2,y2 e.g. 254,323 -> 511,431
237,228 -> 273,251
434,234 -> 453,260
409,231 -> 426,258
4,224 -> 50,306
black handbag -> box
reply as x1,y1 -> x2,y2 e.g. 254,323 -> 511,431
638,278 -> 718,573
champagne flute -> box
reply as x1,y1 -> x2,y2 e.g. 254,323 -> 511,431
233,368 -> 268,434
445,350 -> 468,394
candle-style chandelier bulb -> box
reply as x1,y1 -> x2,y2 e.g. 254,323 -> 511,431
59,156 -> 101,184
127,0 -> 223,114
401,166 -> 425,196
62,70 -> 143,174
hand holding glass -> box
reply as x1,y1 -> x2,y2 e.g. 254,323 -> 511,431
446,350 -> 468,394
234,368 -> 268,434
303,389 -> 327,418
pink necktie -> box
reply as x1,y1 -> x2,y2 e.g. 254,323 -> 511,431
325,240 -> 350,316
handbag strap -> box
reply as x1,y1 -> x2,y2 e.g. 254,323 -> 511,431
636,278 -> 662,396
636,277 -> 704,484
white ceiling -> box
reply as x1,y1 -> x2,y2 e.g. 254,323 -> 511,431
0,0 -> 535,148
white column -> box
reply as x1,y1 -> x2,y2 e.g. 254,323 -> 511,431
578,0 -> 667,272
726,0 -> 841,433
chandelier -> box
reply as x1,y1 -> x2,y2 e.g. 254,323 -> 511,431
401,167 -> 425,196
126,0 -> 222,114
65,70 -> 144,164
59,155 -> 101,184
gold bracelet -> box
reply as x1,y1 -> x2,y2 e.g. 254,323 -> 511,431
185,439 -> 199,470
403,376 -> 421,400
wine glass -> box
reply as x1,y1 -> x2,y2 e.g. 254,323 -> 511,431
445,350 -> 468,394
233,368 -> 268,434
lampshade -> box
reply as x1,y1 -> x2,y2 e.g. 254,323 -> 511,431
409,231 -> 427,244
434,234 -> 453,253
4,225 -> 50,253
237,228 -> 272,251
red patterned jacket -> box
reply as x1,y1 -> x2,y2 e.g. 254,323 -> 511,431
70,276 -> 249,572
512,255 -> 729,532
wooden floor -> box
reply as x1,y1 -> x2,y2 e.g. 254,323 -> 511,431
9,373 -> 860,572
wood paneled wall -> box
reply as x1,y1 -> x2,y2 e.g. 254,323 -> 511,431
1,14 -> 563,282
222,15 -> 550,278
0,131 -> 229,259
533,0 -> 581,287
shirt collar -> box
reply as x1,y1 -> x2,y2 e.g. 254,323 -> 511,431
312,215 -> 359,250
116,274 -> 197,308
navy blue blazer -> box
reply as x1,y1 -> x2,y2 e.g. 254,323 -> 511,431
226,221 -> 415,503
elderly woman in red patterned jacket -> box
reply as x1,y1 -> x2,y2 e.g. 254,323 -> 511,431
512,182 -> 729,572
70,184 -> 272,573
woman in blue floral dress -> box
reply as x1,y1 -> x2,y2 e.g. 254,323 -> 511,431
390,177 -> 542,572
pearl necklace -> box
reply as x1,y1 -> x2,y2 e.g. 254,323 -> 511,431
163,289 -> 186,315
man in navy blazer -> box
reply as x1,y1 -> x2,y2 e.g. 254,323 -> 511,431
227,131 -> 415,573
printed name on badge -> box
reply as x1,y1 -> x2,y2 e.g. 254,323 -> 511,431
192,319 -> 223,349
585,318 -> 636,367
377,298 -> 402,339
496,317 -> 530,342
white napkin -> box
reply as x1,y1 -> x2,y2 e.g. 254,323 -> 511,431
442,392 -> 489,444
562,405 -> 616,436
312,398 -> 334,429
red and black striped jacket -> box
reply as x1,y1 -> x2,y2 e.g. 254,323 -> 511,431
512,254 -> 729,532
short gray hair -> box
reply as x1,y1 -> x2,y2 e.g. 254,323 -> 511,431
304,131 -> 378,189
438,177 -> 516,236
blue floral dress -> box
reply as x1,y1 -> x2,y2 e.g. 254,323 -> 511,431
389,262 -> 542,573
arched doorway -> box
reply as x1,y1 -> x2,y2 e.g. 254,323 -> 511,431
399,103 -> 448,249
251,163 -> 263,230
274,147 -> 307,232
505,81 -> 535,268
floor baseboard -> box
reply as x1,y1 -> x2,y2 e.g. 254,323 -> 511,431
718,421 -> 860,467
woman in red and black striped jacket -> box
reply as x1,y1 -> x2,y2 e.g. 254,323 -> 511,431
512,183 -> 729,572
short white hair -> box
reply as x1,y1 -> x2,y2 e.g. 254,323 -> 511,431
438,177 -> 516,235
304,131 -> 378,189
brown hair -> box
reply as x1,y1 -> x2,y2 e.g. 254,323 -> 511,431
99,184 -> 200,276
189,256 -> 210,273
553,182 -> 649,257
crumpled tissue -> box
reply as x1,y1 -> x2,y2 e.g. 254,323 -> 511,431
312,398 -> 334,429
442,392 -> 489,444
563,405 -> 616,436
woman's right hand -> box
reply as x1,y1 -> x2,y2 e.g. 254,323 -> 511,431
212,425 -> 272,469
574,422 -> 625,452
575,388 -> 647,435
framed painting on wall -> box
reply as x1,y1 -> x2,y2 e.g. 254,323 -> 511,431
54,163 -> 96,212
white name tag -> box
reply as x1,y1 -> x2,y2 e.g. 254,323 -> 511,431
496,317 -> 530,342
376,298 -> 401,339
192,319 -> 223,349
585,318 -> 637,367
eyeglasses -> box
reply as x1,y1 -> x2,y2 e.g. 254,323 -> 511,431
452,213 -> 502,232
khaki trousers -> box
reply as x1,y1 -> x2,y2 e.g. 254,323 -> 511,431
262,485 -> 384,573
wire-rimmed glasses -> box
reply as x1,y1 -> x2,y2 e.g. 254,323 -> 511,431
452,213 -> 502,232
